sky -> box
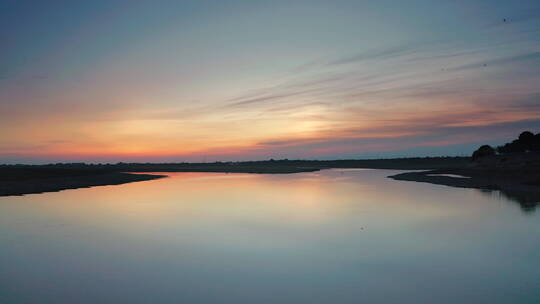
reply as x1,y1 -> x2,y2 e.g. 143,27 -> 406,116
1,0 -> 540,163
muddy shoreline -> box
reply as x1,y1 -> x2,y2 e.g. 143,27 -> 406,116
389,168 -> 540,212
0,172 -> 166,197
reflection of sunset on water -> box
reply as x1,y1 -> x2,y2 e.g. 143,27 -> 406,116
1,169 -> 538,303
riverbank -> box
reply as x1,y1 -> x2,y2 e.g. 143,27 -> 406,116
0,170 -> 166,196
0,157 -> 468,196
389,162 -> 540,212
1,155 -> 539,211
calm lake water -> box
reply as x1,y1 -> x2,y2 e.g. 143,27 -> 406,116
1,169 -> 539,304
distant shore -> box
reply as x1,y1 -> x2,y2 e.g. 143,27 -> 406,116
0,157 -> 468,197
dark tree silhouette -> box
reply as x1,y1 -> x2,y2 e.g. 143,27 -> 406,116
519,131 -> 534,143
472,145 -> 495,161
533,133 -> 540,152
496,131 -> 540,154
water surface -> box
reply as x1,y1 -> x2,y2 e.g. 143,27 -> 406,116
1,169 -> 539,303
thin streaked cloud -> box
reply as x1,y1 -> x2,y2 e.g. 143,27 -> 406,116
1,0 -> 539,163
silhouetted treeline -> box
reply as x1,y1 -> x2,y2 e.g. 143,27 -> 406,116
472,145 -> 496,161
496,131 -> 540,154
472,131 -> 540,160
0,156 -> 470,174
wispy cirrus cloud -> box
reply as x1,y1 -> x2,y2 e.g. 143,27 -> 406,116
2,0 -> 540,162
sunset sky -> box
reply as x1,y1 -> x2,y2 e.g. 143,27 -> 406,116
1,0 -> 540,163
